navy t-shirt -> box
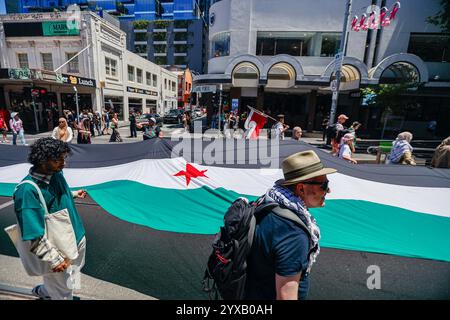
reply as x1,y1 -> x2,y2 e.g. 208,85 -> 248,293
245,211 -> 311,300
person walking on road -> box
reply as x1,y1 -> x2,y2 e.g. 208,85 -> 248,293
13,137 -> 87,300
245,150 -> 336,300
9,112 -> 28,146
0,113 -> 9,143
109,113 -> 123,142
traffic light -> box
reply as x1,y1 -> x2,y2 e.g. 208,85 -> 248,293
29,87 -> 47,99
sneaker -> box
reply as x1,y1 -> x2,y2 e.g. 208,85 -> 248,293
31,284 -> 51,300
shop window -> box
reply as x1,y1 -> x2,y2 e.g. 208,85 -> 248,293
209,32 -> 230,58
18,53 -> 29,69
41,53 -> 53,71
408,33 -> 450,62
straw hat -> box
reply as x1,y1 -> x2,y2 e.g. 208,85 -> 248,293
281,150 -> 337,185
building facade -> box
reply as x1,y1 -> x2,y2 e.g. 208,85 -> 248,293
10,0 -> 211,74
195,0 -> 450,139
0,11 -> 178,132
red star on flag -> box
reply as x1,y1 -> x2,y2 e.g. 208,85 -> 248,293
174,163 -> 208,186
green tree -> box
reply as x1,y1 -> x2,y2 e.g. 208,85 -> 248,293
361,83 -> 421,116
133,20 -> 150,30
427,0 -> 450,32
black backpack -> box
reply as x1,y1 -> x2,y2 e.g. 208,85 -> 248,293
326,123 -> 338,139
202,197 -> 311,300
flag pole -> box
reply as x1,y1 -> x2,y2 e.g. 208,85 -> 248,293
246,105 -> 277,122
329,0 -> 353,127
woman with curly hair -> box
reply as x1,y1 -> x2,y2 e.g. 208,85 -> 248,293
13,137 -> 87,299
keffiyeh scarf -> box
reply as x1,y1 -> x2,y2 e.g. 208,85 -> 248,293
389,139 -> 413,163
264,184 -> 321,273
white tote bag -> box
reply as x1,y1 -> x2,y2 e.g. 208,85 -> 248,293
4,180 -> 79,276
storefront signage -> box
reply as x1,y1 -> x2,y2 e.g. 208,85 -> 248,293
57,73 -> 96,87
127,86 -> 158,96
232,99 -> 239,111
42,21 -> 80,36
192,85 -> 217,93
7,68 -> 42,80
1,12 -> 65,22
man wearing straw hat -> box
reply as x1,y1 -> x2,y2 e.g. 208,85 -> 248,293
245,150 -> 336,300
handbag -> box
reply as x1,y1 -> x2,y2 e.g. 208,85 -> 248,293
4,180 -> 79,276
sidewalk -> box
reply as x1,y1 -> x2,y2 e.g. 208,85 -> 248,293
0,254 -> 155,300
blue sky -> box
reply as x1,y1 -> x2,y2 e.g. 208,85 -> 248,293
0,0 -> 5,14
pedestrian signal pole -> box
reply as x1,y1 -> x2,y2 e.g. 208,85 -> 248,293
329,0 -> 353,126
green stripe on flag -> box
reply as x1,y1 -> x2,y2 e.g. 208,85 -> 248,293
2,180 -> 449,262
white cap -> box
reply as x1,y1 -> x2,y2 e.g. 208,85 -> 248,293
150,117 -> 156,123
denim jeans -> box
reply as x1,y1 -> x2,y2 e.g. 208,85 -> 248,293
12,129 -> 26,145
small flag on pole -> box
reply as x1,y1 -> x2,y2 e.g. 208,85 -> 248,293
244,107 -> 268,139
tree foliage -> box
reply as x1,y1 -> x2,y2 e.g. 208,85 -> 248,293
361,83 -> 422,116
427,0 -> 450,32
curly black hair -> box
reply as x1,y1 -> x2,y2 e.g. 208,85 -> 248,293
28,137 -> 72,168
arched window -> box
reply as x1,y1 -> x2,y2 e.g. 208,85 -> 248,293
210,32 -> 230,59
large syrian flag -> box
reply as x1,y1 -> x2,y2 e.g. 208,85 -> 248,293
0,139 -> 449,299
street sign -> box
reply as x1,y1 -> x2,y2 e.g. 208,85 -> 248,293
192,85 -> 217,93
331,80 -> 338,92
232,99 -> 239,112
334,52 -> 344,72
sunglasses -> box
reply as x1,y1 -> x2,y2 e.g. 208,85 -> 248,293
301,180 -> 329,191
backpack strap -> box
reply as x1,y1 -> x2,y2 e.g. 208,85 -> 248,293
248,202 -> 278,250
271,206 -> 312,239
14,180 -> 49,216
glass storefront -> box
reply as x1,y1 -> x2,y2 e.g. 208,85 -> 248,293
61,93 -> 93,116
104,96 -> 124,120
146,99 -> 157,114
129,97 -> 143,114
10,89 -> 59,133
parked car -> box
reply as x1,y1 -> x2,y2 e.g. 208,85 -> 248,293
163,109 -> 183,124
136,113 -> 162,130
193,108 -> 203,118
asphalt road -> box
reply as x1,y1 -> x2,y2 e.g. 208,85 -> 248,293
0,196 -> 449,300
